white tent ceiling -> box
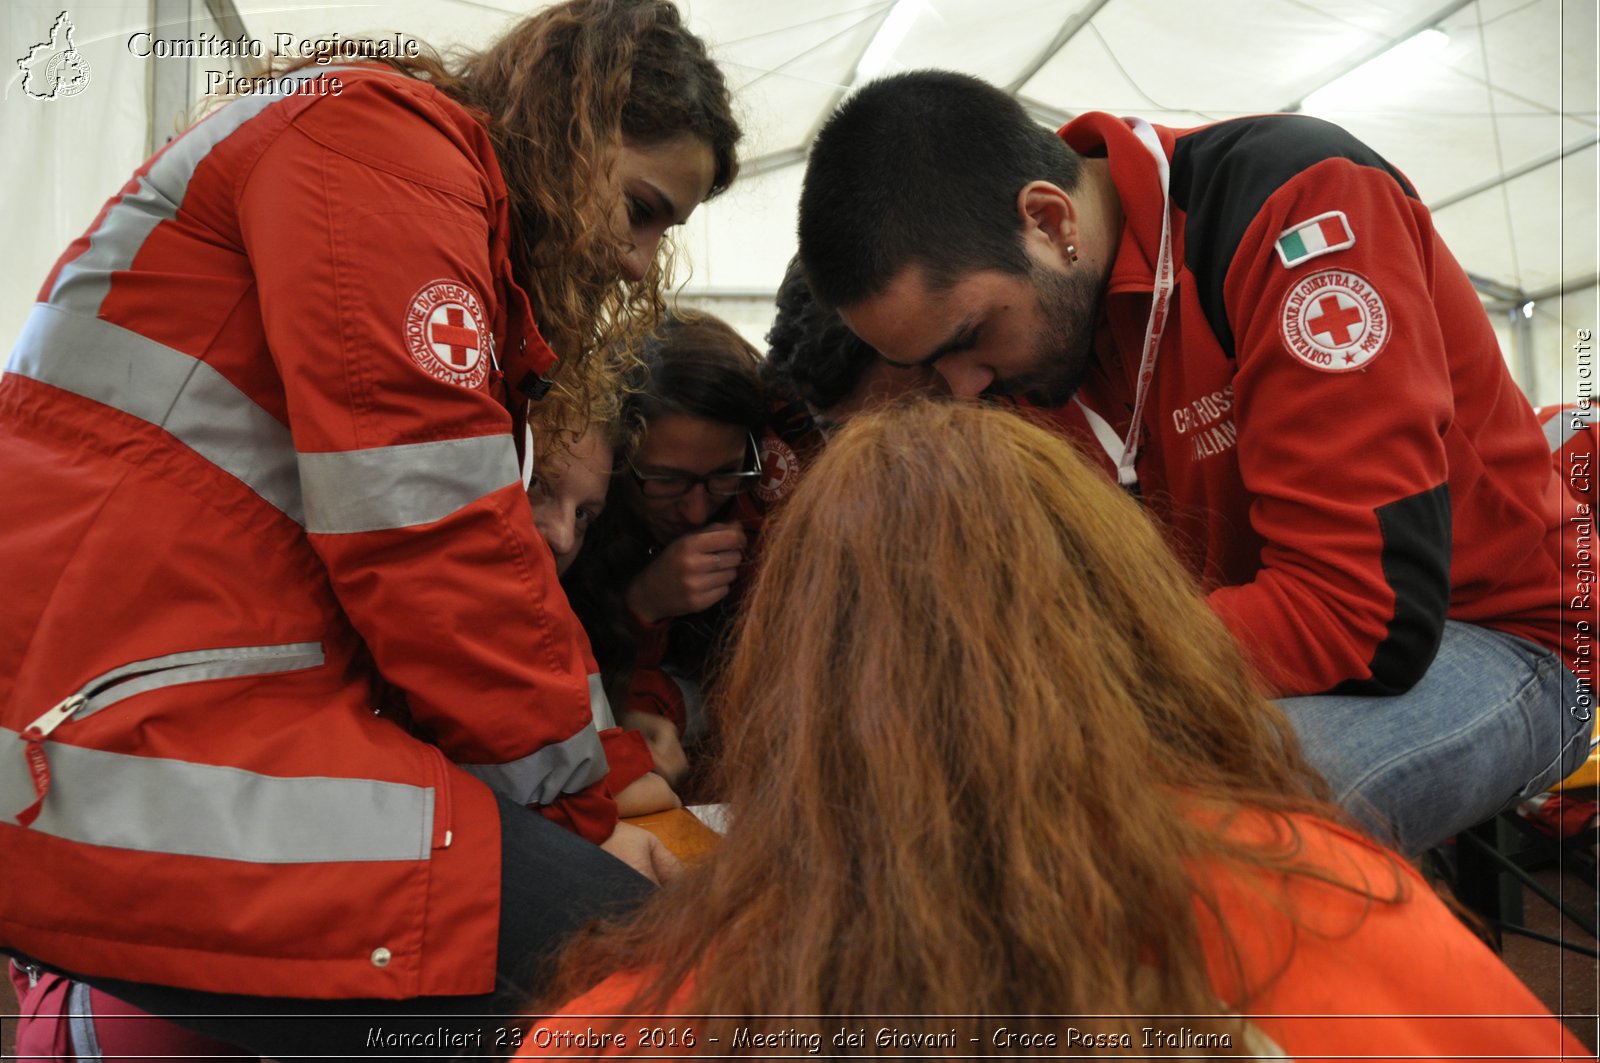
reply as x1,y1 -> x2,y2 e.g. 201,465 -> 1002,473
3,0 -> 1596,404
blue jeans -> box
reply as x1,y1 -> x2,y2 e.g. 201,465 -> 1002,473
1279,621 -> 1595,856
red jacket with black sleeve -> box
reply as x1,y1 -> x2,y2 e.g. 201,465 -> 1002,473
1060,113 -> 1572,696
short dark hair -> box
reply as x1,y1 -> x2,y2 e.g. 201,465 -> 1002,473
798,70 -> 1082,310
763,256 -> 877,412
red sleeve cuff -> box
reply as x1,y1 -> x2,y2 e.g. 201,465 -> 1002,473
535,781 -> 618,844
624,667 -> 688,734
626,610 -> 673,669
599,727 -> 655,792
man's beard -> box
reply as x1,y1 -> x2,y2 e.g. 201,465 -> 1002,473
988,260 -> 1103,408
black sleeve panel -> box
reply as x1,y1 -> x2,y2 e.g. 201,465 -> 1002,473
1331,483 -> 1452,697
1168,114 -> 1419,360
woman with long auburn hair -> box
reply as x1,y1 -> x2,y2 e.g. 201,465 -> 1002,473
1,0 -> 736,1057
522,400 -> 1583,1059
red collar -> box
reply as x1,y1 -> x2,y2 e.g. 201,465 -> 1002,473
1059,112 -> 1177,296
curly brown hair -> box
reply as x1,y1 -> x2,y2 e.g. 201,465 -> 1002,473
454,0 -> 739,436
266,0 -> 741,440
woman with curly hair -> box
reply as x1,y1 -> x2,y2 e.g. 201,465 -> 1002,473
0,0 -> 736,1056
524,401 -> 1582,1059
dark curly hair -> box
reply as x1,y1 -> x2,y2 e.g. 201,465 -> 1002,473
763,255 -> 878,412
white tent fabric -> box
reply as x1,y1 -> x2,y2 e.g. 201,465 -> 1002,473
3,0 -> 1594,406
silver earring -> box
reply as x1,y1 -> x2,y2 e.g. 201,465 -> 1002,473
1066,243 -> 1079,264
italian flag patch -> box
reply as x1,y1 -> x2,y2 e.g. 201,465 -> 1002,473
1275,211 -> 1355,267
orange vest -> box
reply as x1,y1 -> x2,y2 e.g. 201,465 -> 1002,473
523,814 -> 1586,1061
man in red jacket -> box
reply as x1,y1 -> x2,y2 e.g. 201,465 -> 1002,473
796,70 -> 1593,855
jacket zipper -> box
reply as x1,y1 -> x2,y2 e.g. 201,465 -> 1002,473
16,642 -> 325,828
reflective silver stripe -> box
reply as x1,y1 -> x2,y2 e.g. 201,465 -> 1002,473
69,643 -> 324,721
1549,406 -> 1594,452
298,435 -> 520,534
460,723 -> 608,806
67,981 -> 102,1063
49,68 -> 353,316
2,728 -> 433,863
589,673 -> 617,730
11,299 -> 518,535
8,303 -> 305,524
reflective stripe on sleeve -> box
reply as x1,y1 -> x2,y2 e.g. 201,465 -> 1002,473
7,303 -> 305,523
8,306 -> 520,534
297,435 -> 520,534
49,68 -> 350,317
459,723 -> 608,807
1,729 -> 434,864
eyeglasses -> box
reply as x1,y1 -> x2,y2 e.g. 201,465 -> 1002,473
626,434 -> 763,499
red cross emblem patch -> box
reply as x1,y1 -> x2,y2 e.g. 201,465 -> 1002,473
1279,269 -> 1389,373
754,435 -> 799,505
405,279 -> 489,388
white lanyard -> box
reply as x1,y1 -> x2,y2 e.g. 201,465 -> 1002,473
1078,117 -> 1174,490
521,419 -> 536,492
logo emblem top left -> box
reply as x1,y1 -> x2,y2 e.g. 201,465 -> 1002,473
18,11 -> 92,100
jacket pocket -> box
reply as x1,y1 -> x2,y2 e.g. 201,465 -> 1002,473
15,642 -> 325,827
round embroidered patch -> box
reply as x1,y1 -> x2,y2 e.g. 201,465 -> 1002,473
1279,269 -> 1390,373
404,280 -> 489,389
754,434 -> 799,506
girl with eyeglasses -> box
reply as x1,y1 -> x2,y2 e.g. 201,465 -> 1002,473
564,313 -> 767,794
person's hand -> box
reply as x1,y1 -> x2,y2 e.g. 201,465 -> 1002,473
619,709 -> 690,787
625,522 -> 748,623
600,820 -> 683,885
612,771 -> 682,817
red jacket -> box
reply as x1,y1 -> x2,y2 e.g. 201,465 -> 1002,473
1060,113 -> 1573,696
0,68 -> 615,999
1539,402 -> 1597,510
